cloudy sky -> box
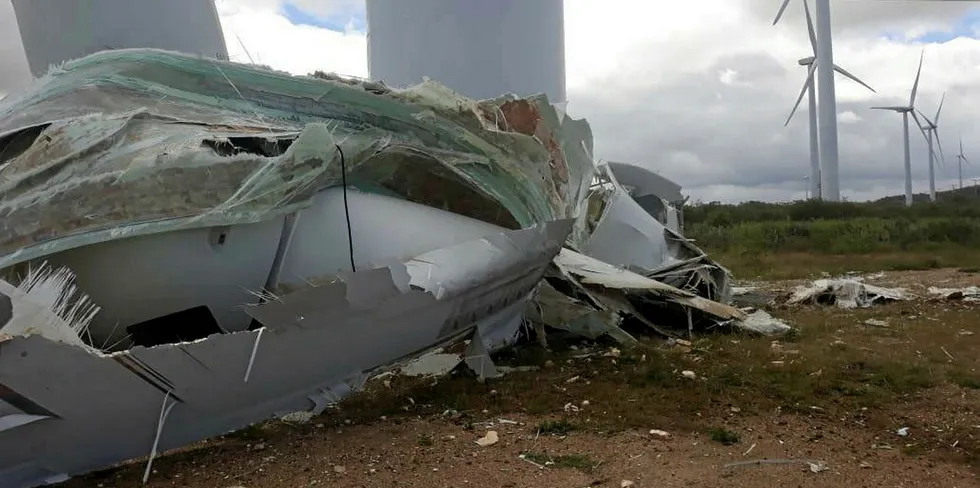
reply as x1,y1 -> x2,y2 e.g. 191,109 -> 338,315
3,0 -> 980,203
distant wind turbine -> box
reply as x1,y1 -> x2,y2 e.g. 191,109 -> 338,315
956,138 -> 970,189
784,0 -> 875,201
775,0 -> 842,202
871,50 -> 930,207
916,92 -> 946,202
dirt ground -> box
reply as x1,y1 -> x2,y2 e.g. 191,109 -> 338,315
61,268 -> 980,488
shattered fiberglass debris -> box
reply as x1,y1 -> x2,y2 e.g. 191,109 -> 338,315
0,49 -> 737,487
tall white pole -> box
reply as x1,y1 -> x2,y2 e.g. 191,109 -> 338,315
903,112 -> 913,207
927,131 -> 936,202
807,84 -> 821,199
813,0 -> 840,202
959,157 -> 964,189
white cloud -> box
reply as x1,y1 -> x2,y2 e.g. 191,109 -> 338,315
2,0 -> 980,203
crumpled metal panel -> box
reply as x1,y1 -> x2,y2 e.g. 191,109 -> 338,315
0,220 -> 571,488
0,49 -> 593,269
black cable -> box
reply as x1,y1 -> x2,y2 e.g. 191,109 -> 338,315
336,144 -> 356,272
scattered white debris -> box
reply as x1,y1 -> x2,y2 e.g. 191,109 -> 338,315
734,309 -> 794,335
743,443 -> 757,456
928,286 -> 980,302
398,350 -> 464,377
897,427 -> 910,437
332,465 -> 346,473
563,402 -> 580,413
859,461 -> 872,469
807,461 -> 828,473
278,411 -> 315,424
603,348 -> 622,358
863,318 -> 889,328
788,279 -> 905,308
649,429 -> 671,438
620,480 -> 636,487
681,370 -> 697,380
475,430 -> 499,447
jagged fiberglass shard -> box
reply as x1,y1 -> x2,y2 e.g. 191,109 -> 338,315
575,163 -> 732,308
0,49 -> 590,486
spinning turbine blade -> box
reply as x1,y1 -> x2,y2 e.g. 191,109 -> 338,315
934,92 -> 946,125
832,64 -> 875,93
910,50 -> 924,107
774,0 -> 792,25
786,62 -> 817,126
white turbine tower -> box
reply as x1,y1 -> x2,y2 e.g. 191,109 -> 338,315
956,138 -> 971,189
917,92 -> 946,202
775,0 -> 841,202
871,51 -> 930,207
783,0 -> 874,201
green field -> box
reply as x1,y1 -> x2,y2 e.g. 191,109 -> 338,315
685,194 -> 980,278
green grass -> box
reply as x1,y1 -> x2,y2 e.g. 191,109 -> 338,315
707,427 -> 740,445
536,419 -> 578,436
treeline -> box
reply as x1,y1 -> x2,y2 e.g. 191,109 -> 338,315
684,194 -> 980,255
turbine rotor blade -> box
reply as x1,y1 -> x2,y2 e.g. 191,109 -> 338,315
910,49 -> 924,107
934,91 -> 946,124
870,106 -> 907,111
774,0 -> 792,25
803,0 -> 818,54
935,128 -> 946,166
832,63 -> 876,93
786,62 -> 817,126
911,111 -> 930,145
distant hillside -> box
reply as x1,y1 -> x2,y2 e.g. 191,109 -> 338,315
875,185 -> 980,205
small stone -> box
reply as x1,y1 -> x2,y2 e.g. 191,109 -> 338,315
581,400 -> 590,407
649,429 -> 670,438
681,370 -> 697,380
333,465 -> 346,474
621,481 -> 636,487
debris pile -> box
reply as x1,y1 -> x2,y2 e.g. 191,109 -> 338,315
0,49 -> 739,486
787,278 -> 906,308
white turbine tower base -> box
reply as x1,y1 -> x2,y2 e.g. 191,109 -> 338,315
782,0 -> 874,201
871,50 -> 930,207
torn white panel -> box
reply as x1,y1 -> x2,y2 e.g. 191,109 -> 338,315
42,216 -> 285,346
734,309 -> 794,335
788,279 -> 906,308
582,185 -> 675,272
278,188 -> 504,285
928,286 -> 980,302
